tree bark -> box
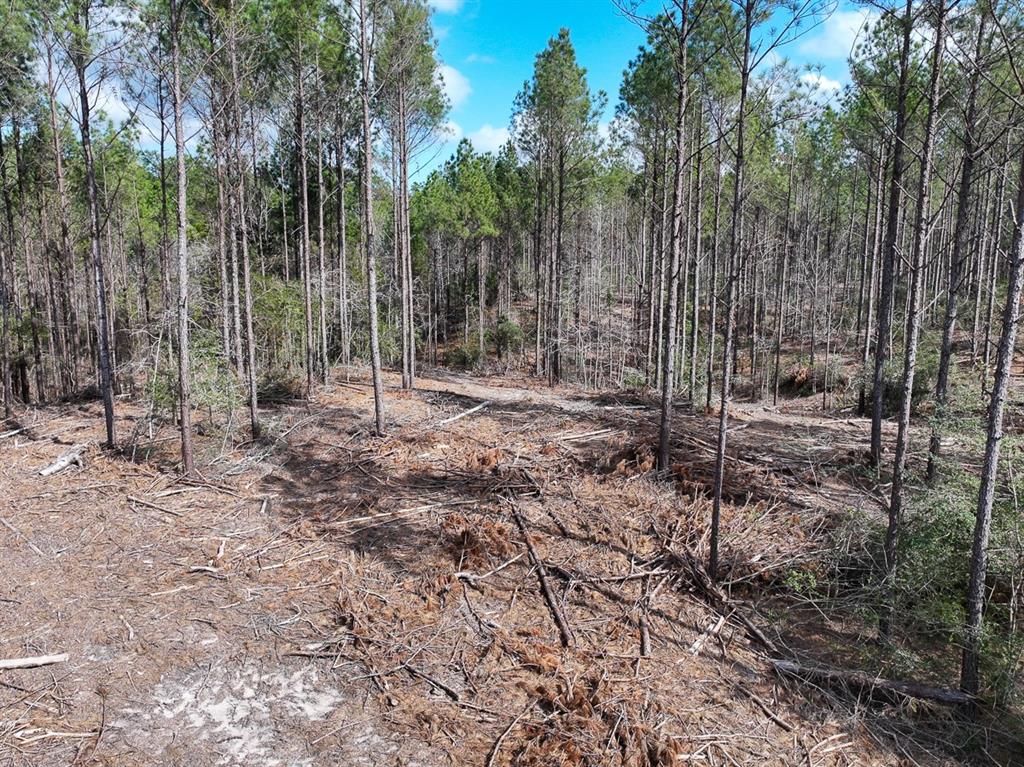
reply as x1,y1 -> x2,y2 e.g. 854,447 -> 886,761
657,0 -> 690,472
359,0 -> 385,434
880,0 -> 945,640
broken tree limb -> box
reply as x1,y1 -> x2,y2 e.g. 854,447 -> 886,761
665,546 -> 779,655
771,659 -> 973,706
0,516 -> 45,557
0,653 -> 69,671
508,503 -> 575,648
437,400 -> 492,426
733,682 -> 793,731
38,445 -> 87,477
690,614 -> 727,656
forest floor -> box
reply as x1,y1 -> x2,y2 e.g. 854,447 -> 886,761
0,368 -> 1020,766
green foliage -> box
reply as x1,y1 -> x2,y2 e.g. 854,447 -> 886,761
490,315 -> 524,358
619,367 -> 646,391
252,274 -> 306,367
443,340 -> 480,369
149,329 -> 239,418
351,315 -> 400,367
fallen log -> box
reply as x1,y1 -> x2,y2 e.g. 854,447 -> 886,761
38,445 -> 88,477
0,653 -> 69,671
771,659 -> 973,706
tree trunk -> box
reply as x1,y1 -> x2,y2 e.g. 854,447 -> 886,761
73,1 -> 116,448
710,3 -> 752,579
869,0 -> 914,467
170,0 -> 194,474
295,35 -> 316,396
657,0 -> 690,472
360,0 -> 385,434
961,147 -> 1024,699
880,0 -> 945,640
928,12 -> 986,480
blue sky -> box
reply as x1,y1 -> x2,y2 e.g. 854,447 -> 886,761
422,0 -> 876,175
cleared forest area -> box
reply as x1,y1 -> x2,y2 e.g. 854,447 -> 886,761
2,0 -> 1024,765
0,364 -> 1013,766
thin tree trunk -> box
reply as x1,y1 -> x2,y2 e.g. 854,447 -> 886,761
961,147 -> 1024,699
710,3 -> 752,579
880,0 -> 945,640
870,0 -> 914,467
929,12 -> 986,480
170,0 -> 194,473
359,0 -> 385,434
72,2 -> 116,448
657,0 -> 690,472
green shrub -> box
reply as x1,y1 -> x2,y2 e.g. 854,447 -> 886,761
443,342 -> 480,369
491,315 -> 524,358
620,367 -> 646,390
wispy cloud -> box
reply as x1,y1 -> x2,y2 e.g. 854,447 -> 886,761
438,63 -> 471,108
467,124 -> 509,153
798,8 -> 877,60
466,53 -> 496,64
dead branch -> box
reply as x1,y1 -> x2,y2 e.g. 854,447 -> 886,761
38,444 -> 88,476
0,653 -> 69,671
437,400 -> 492,426
771,659 -> 974,706
507,502 -> 575,648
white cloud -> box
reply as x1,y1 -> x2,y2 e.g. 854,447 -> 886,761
467,124 -> 509,153
466,53 -> 496,64
438,64 -> 471,108
428,0 -> 463,13
800,71 -> 841,92
798,8 -> 878,60
440,120 -> 464,142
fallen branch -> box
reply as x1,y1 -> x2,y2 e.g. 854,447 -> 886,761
39,444 -> 88,477
485,703 -> 533,767
0,516 -> 45,557
690,615 -> 727,657
508,503 -> 575,648
127,496 -> 183,517
734,682 -> 793,731
437,400 -> 492,426
771,659 -> 973,706
667,546 -> 779,655
0,653 -> 69,671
